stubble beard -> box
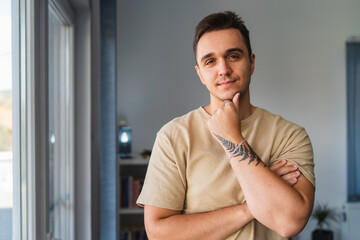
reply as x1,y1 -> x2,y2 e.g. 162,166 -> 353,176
213,80 -> 250,102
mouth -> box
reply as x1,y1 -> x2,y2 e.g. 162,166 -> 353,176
217,79 -> 237,87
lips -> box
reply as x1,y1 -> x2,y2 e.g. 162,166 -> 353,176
217,79 -> 236,87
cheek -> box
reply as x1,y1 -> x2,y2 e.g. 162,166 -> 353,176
240,65 -> 252,78
201,70 -> 217,82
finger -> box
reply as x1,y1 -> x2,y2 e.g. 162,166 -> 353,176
272,164 -> 298,177
270,159 -> 287,171
282,171 -> 301,185
232,92 -> 241,111
284,177 -> 298,186
276,164 -> 298,177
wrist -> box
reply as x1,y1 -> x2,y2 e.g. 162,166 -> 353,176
230,135 -> 245,146
228,139 -> 246,159
212,133 -> 245,157
237,202 -> 254,222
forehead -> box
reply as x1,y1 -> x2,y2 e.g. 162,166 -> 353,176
196,28 -> 248,61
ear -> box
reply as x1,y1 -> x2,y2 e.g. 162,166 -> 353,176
195,65 -> 206,85
250,53 -> 255,75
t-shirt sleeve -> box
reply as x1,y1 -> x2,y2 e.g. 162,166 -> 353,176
269,128 -> 315,188
136,129 -> 186,211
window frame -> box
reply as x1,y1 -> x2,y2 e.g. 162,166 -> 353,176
11,0 -> 50,239
11,0 -> 21,238
12,0 -> 75,239
47,0 -> 75,239
24,0 -> 49,239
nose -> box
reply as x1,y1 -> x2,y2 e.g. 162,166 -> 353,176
218,59 -> 232,77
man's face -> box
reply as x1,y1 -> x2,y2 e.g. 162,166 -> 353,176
195,28 -> 255,104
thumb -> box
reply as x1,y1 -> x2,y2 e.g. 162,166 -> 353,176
232,92 -> 241,110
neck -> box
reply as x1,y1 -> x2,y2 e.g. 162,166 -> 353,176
204,91 -> 255,120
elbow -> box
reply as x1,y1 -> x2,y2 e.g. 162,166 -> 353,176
144,205 -> 183,240
144,218 -> 159,240
278,228 -> 299,239
276,217 -> 308,238
145,217 -> 171,240
276,200 -> 314,237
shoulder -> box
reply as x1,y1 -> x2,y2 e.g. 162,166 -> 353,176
254,108 -> 315,186
251,107 -> 312,155
255,107 -> 305,134
256,108 -> 301,126
158,107 -> 208,139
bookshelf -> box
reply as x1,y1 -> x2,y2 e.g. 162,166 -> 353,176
118,155 -> 149,239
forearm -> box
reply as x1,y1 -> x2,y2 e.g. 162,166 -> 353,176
145,203 -> 253,240
228,140 -> 313,237
207,94 -> 314,237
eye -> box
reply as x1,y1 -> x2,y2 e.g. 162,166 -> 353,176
228,54 -> 240,60
205,59 -> 215,66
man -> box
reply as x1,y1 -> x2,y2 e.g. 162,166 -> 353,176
137,11 -> 315,239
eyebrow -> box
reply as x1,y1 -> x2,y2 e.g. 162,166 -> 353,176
226,48 -> 244,54
200,52 -> 214,64
199,48 -> 245,63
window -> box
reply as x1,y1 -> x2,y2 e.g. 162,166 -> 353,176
1,0 -> 76,239
346,40 -> 360,202
0,2 -> 13,240
48,1 -> 74,239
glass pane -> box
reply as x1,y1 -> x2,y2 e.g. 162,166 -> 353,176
0,1 -> 13,239
48,4 -> 74,240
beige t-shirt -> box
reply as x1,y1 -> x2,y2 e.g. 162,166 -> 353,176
137,107 -> 315,240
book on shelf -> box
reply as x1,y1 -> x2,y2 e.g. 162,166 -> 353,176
121,176 -> 144,209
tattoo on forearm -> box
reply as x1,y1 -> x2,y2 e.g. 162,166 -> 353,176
213,134 -> 237,153
234,143 -> 264,166
213,133 -> 265,167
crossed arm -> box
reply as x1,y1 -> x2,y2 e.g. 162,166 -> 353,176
145,94 -> 314,239
145,201 -> 252,240
144,160 -> 307,240
226,142 -> 314,237
206,93 -> 314,237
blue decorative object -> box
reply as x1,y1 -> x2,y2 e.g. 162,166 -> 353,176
346,41 -> 360,201
119,126 -> 132,158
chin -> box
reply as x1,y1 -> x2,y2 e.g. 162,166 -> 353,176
211,86 -> 248,101
221,91 -> 239,101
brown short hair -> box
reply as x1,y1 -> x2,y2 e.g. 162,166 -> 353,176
193,11 -> 252,63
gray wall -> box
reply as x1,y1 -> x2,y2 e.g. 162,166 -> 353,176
70,0 -> 92,239
74,8 -> 92,240
117,0 -> 360,239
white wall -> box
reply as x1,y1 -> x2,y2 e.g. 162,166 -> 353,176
117,1 -> 360,239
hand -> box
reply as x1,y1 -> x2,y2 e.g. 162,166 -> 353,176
270,159 -> 301,186
207,93 -> 244,145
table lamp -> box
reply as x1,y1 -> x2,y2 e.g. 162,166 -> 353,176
118,126 -> 132,158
